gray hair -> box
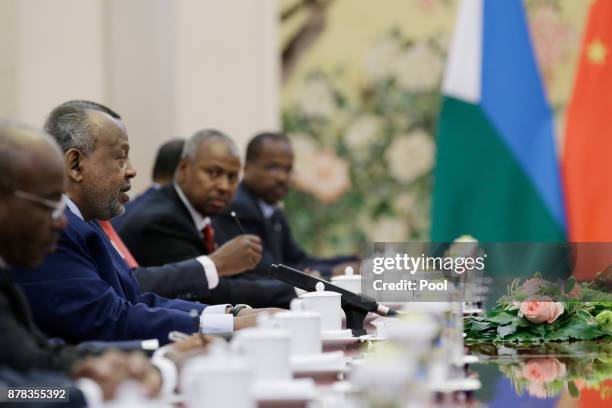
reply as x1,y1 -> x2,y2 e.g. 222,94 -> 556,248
44,100 -> 121,153
0,120 -> 57,193
181,129 -> 237,160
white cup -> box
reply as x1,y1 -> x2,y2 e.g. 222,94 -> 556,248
331,265 -> 362,293
274,300 -> 322,356
181,350 -> 254,408
231,327 -> 292,381
299,282 -> 342,331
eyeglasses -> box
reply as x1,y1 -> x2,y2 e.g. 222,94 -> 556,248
13,190 -> 67,221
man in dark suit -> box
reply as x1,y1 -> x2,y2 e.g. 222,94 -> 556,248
112,138 -> 184,231
11,101 -> 267,347
214,132 -> 359,279
0,121 -> 162,404
119,130 -> 296,307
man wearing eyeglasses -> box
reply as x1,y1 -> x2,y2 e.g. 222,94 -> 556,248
10,101 -> 275,347
0,121 -> 164,405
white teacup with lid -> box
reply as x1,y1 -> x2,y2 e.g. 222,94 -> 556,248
273,299 -> 322,356
298,282 -> 342,331
331,265 -> 362,293
181,342 -> 255,408
231,325 -> 292,382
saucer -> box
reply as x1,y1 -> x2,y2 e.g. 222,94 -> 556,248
321,329 -> 359,346
290,351 -> 348,375
252,378 -> 316,402
430,377 -> 482,393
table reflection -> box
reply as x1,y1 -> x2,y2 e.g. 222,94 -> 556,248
468,341 -> 611,407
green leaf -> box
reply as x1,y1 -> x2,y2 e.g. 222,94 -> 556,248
565,277 -> 576,294
487,312 -> 518,325
497,324 -> 517,338
547,318 -> 605,341
568,381 -> 580,398
470,320 -> 494,332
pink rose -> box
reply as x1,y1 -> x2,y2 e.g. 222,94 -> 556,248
519,297 -> 564,324
522,358 -> 566,384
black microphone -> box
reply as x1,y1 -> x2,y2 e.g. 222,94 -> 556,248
230,211 -> 246,234
269,264 -> 398,336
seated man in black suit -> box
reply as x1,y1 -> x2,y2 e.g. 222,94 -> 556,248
213,132 -> 359,279
119,130 -> 296,307
112,138 -> 184,231
0,121 -> 163,404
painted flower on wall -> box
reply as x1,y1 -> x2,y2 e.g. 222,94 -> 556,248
364,37 -> 403,82
393,43 -> 444,92
386,129 -> 436,184
283,31 -> 440,251
344,114 -> 384,150
293,147 -> 351,204
296,76 -> 337,118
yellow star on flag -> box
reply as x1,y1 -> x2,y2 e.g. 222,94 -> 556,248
587,39 -> 608,65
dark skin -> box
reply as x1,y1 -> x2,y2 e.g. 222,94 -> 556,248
65,110 -> 136,221
242,138 -> 359,276
176,137 -> 263,277
243,139 -> 293,205
0,134 -> 67,267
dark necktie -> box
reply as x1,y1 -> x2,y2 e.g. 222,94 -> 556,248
266,209 -> 283,262
202,223 -> 217,254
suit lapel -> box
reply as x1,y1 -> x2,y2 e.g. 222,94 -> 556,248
87,221 -> 131,298
240,184 -> 284,261
163,184 -> 209,249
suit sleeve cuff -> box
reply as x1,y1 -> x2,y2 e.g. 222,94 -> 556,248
202,304 -> 231,314
76,378 -> 104,407
200,312 -> 234,334
196,255 -> 219,289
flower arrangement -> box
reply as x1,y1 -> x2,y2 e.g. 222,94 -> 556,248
465,271 -> 612,343
495,354 -> 612,399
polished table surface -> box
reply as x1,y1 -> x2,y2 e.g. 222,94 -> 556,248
284,340 -> 611,407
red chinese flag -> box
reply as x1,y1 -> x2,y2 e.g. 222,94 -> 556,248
563,0 -> 612,279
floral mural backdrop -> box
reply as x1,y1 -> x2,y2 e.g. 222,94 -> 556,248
280,0 -> 588,256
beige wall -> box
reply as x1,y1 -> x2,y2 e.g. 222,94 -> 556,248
0,0 -> 279,193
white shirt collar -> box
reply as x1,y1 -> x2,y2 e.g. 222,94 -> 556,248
257,199 -> 277,219
65,195 -> 84,220
174,183 -> 211,233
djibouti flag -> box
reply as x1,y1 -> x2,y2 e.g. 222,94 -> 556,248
431,0 -> 566,243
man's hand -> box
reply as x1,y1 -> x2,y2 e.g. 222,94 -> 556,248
163,334 -> 224,368
233,307 -> 285,330
71,350 -> 162,400
209,235 -> 262,276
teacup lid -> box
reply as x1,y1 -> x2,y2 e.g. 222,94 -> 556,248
300,281 -> 341,298
275,299 -> 321,318
331,265 -> 362,281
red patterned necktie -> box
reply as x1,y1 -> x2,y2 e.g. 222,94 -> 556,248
202,223 -> 217,254
98,220 -> 139,269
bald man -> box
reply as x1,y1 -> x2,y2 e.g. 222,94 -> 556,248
0,121 -> 162,404
118,130 -> 297,308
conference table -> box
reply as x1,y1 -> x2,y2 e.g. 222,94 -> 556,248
250,330 -> 611,407
164,307 -> 610,408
